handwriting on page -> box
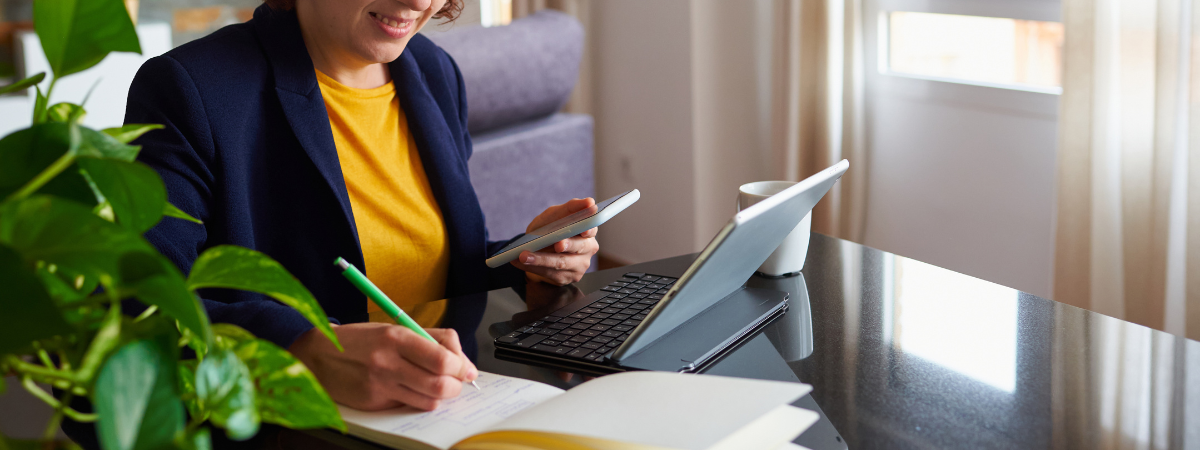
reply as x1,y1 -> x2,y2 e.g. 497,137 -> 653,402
392,375 -> 545,433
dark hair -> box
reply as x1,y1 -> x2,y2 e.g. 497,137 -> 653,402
263,0 -> 463,22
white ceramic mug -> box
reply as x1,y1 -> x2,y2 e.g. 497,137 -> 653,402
737,181 -> 812,277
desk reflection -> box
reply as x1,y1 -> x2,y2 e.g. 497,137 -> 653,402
750,273 -> 815,362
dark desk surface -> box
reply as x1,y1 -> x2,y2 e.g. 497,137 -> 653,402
308,233 -> 1200,450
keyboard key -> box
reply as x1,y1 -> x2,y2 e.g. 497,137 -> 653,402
624,273 -> 646,278
589,324 -> 611,331
612,325 -> 632,332
582,342 -> 603,350
637,288 -> 656,294
561,340 -> 581,348
648,284 -> 665,289
611,314 -> 630,320
591,336 -> 614,344
602,330 -> 624,338
649,294 -> 663,299
537,328 -> 557,335
627,304 -> 648,311
616,335 -> 628,342
638,299 -> 657,305
588,353 -> 606,362
568,348 -> 591,358
600,308 -> 622,314
580,330 -> 601,337
629,293 -> 648,299
569,335 -> 591,343
591,313 -> 612,319
515,334 -> 547,347
580,318 -> 601,325
600,319 -> 621,326
642,275 -> 660,281
559,328 -> 580,336
549,322 -> 570,330
558,317 -> 580,324
621,320 -> 641,326
542,340 -> 562,347
533,344 -> 570,355
614,302 -> 635,309
601,286 -> 620,292
632,314 -> 647,320
497,332 -> 522,344
579,307 -> 599,314
529,321 -> 545,327
569,312 -> 590,319
618,288 -> 636,294
609,282 -> 629,287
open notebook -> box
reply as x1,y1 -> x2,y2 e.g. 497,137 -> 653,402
338,371 -> 818,450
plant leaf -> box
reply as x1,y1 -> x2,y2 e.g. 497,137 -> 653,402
0,243 -> 73,355
233,338 -> 346,432
177,360 -> 200,418
181,428 -> 211,450
45,102 -> 86,124
0,72 -> 45,95
0,123 -> 92,206
164,202 -> 202,224
186,246 -> 342,351
76,158 -> 165,232
78,127 -> 140,162
94,337 -> 184,450
101,124 -> 163,144
0,196 -> 156,282
195,349 -> 260,441
212,323 -> 256,352
33,0 -> 141,79
119,251 -> 212,346
33,86 -> 49,124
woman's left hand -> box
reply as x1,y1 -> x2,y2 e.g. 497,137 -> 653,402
510,198 -> 600,285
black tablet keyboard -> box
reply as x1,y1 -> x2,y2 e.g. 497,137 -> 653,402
494,273 -> 678,362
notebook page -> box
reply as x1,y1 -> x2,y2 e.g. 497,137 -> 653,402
338,372 -> 564,450
479,371 -> 812,450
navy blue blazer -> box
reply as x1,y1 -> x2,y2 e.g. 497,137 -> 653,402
126,5 -> 525,359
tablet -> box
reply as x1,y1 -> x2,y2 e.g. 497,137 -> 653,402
486,190 -> 640,268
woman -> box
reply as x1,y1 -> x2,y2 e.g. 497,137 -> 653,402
126,0 -> 598,412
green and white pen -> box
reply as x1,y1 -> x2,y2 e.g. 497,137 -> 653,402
334,257 -> 480,391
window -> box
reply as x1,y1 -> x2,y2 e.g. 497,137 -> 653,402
883,12 -> 1064,93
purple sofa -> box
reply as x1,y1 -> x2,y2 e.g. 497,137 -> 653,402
428,11 -> 595,241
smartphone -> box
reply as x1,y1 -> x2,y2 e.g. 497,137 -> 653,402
485,190 -> 640,268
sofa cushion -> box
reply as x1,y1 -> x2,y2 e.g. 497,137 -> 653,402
469,113 -> 594,240
427,11 -> 583,134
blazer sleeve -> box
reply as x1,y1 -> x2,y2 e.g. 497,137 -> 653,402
126,55 -> 333,350
444,53 -> 528,292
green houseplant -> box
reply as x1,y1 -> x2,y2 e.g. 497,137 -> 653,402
0,0 -> 347,448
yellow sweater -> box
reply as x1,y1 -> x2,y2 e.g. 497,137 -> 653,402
316,70 -> 449,326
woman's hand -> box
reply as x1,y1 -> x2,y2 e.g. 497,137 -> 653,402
510,198 -> 601,285
288,323 -> 478,411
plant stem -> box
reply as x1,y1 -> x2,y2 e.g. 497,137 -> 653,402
133,305 -> 158,322
4,151 -> 75,203
5,356 -> 76,384
36,349 -> 55,369
42,392 -> 71,442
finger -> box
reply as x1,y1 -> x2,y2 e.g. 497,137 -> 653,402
387,326 -> 466,379
427,329 -> 478,382
390,359 -> 464,400
388,382 -> 444,411
556,371 -> 574,382
579,227 -> 598,239
512,252 -> 590,285
555,236 -> 599,255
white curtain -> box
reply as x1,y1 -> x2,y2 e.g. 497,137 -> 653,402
769,0 -> 868,241
1054,0 -> 1200,341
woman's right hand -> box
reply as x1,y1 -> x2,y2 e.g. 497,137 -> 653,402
288,322 -> 478,411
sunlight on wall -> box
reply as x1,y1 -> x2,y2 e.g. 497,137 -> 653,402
893,258 -> 1019,392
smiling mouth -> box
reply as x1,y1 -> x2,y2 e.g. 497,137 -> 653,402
369,12 -> 414,29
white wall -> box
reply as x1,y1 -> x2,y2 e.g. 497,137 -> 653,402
592,0 -> 776,263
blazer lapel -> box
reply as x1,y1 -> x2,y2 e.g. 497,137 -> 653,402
251,6 -> 362,256
389,52 -> 485,297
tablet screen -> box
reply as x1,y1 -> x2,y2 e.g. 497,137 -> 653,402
491,192 -> 629,257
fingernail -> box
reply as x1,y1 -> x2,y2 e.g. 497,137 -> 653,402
523,254 -> 535,264
470,367 -> 479,379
